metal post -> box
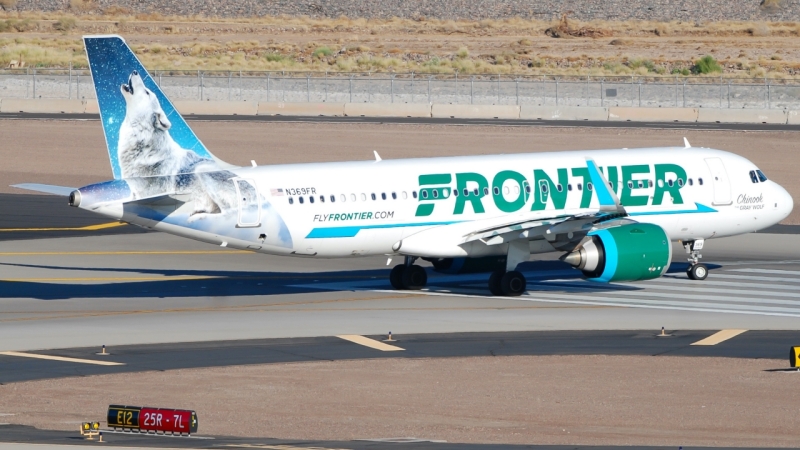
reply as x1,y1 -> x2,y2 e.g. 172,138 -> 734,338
541,75 -> 544,105
324,71 -> 328,102
515,78 -> 519,105
497,76 -> 501,104
390,74 -> 394,103
267,73 -> 270,102
228,71 -> 232,101
470,77 -> 473,104
282,72 -> 285,102
675,76 -> 678,107
68,62 -> 72,99
682,81 -> 686,107
767,79 -> 771,109
719,76 -> 722,108
727,81 -> 731,108
428,76 -> 431,103
455,70 -> 458,101
307,73 -> 310,102
349,75 -> 353,102
411,72 -> 414,103
33,67 -> 36,98
555,78 -> 559,106
239,70 -> 242,101
601,80 -> 607,107
77,74 -> 80,99
197,70 -> 200,100
638,79 -> 642,107
586,75 -> 589,106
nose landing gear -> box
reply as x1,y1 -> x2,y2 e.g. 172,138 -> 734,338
684,239 -> 708,281
389,256 -> 428,290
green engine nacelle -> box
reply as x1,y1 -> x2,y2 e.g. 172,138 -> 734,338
562,223 -> 672,282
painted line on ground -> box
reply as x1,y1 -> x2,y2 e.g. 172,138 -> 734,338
0,222 -> 126,232
0,351 -> 125,366
691,329 -> 748,346
337,335 -> 404,352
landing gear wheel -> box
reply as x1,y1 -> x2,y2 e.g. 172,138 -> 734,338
488,269 -> 505,296
389,264 -> 406,290
687,263 -> 708,281
500,270 -> 527,296
401,265 -> 428,290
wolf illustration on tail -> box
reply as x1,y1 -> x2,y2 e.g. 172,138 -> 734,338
85,35 -> 253,217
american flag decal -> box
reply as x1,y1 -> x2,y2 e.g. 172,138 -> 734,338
270,188 -> 284,196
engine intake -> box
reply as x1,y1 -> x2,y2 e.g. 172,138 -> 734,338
560,223 -> 672,282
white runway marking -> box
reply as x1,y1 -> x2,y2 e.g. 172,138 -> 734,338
294,261 -> 800,318
0,351 -> 125,366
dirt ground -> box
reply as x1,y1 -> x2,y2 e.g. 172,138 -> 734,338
3,119 -> 799,224
1,15 -> 800,76
0,355 -> 797,447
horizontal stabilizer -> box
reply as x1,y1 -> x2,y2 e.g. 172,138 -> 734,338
11,183 -> 75,196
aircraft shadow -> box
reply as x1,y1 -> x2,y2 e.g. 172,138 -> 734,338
0,259 -> 693,300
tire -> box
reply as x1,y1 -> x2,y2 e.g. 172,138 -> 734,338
389,264 -> 406,290
688,263 -> 708,281
488,269 -> 505,296
402,265 -> 428,290
500,270 -> 527,296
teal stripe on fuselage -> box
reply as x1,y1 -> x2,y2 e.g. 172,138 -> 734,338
305,203 -> 717,239
306,221 -> 460,238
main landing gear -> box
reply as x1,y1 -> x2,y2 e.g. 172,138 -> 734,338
390,257 -> 428,290
684,239 -> 708,281
488,239 -> 529,297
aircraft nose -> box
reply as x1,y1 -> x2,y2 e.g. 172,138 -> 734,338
776,183 -> 794,220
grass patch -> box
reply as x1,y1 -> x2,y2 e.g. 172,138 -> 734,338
53,17 -> 77,32
312,46 -> 333,59
692,55 -> 723,74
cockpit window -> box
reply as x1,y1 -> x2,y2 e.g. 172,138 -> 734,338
756,170 -> 768,182
749,170 -> 759,184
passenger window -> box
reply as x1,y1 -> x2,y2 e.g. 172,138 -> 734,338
483,187 -> 489,196
577,183 -> 582,191
453,189 -> 459,197
433,190 -> 439,198
320,195 -> 325,203
474,188 -> 480,196
422,190 -> 428,199
541,184 -> 548,193
309,196 -> 315,203
587,183 -> 593,191
330,195 -> 336,203
412,191 -> 417,199
381,193 -> 387,200
698,178 -> 704,185
638,181 -> 644,188
688,178 -> 693,186
371,193 -> 376,200
568,184 -> 573,191
749,170 -> 759,184
648,180 -> 653,188
350,194 -> 356,201
360,193 -> 366,201
402,191 -> 407,199
677,179 -> 684,187
556,184 -> 563,192
289,197 -> 294,204
657,180 -> 664,188
525,184 -> 531,194
299,196 -> 304,204
463,188 -> 469,197
757,170 -> 768,182
503,186 -> 510,195
627,181 -> 633,189
391,192 -> 397,199
667,179 -> 674,187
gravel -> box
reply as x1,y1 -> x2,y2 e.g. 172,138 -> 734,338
6,0 -> 800,22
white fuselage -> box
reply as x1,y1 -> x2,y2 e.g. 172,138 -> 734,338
94,147 -> 792,259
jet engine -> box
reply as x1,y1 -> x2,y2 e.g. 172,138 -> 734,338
560,223 -> 672,282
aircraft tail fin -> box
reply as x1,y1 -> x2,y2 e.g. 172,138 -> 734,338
83,35 -> 231,180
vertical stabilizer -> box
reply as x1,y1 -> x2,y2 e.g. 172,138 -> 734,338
84,35 -> 230,179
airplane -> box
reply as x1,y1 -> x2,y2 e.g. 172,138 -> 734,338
12,35 -> 794,297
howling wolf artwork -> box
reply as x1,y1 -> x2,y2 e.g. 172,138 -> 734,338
83,36 -> 293,249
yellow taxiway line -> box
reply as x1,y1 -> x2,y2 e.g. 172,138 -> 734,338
0,222 -> 128,232
337,335 -> 405,351
0,351 -> 125,366
691,329 -> 748,346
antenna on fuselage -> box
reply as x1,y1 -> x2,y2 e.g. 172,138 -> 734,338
683,137 -> 691,148
373,150 -> 382,162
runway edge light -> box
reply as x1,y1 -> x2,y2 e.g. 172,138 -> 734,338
790,346 -> 800,368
